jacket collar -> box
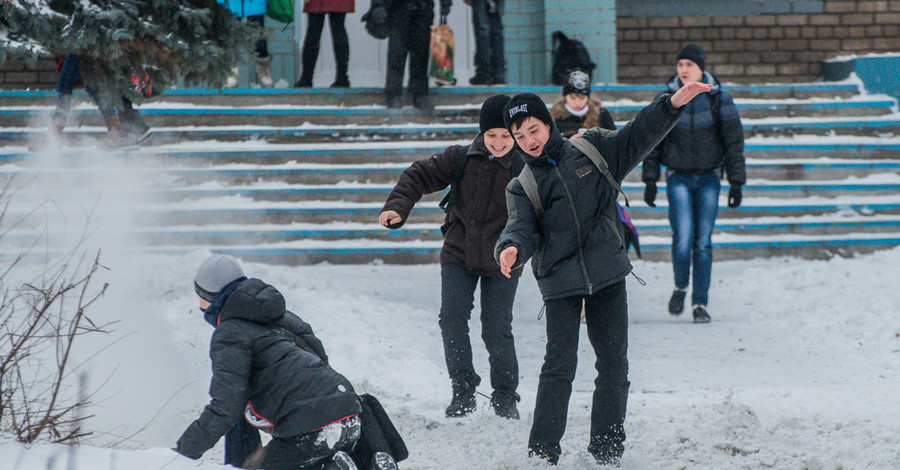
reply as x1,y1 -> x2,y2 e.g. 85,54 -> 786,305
519,124 -> 565,167
666,71 -> 721,95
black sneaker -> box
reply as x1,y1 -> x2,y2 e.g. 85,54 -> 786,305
528,445 -> 560,465
469,72 -> 492,85
386,96 -> 403,109
412,95 -> 434,112
588,435 -> 624,467
490,391 -> 520,420
445,384 -> 476,417
668,289 -> 686,315
693,305 -> 711,323
330,76 -> 350,88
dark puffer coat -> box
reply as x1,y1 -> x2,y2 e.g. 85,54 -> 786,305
495,94 -> 682,300
176,279 -> 360,459
382,133 -> 523,277
642,72 -> 746,186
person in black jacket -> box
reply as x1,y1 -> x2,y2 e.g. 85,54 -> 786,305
379,95 -> 524,420
495,84 -> 709,466
369,0 -> 451,110
641,44 -> 746,324
176,255 -> 367,470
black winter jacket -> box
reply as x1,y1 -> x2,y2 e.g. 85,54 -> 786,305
495,94 -> 682,300
176,279 -> 360,459
382,133 -> 523,277
642,72 -> 746,186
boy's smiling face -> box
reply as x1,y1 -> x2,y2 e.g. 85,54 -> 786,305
511,117 -> 551,157
483,128 -> 514,157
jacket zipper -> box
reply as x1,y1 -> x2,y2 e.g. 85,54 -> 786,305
552,165 -> 593,295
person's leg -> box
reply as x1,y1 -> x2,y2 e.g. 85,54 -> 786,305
224,419 -> 262,467
478,275 -> 519,395
469,0 -> 491,82
262,416 -> 361,470
117,98 -> 149,139
247,14 -> 268,58
487,1 -> 505,82
51,55 -> 83,127
667,172 -> 695,294
439,264 -> 482,394
690,172 -> 722,307
385,8 -> 413,103
583,280 -> 629,464
407,6 -> 433,102
528,295 -> 583,461
298,13 -> 326,86
328,12 -> 350,87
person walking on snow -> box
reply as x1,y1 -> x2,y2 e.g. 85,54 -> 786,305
495,82 -> 710,466
295,0 -> 354,88
641,44 -> 746,324
176,254 -> 370,470
379,95 -> 524,420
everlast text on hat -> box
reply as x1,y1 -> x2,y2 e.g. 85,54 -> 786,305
509,104 -> 528,118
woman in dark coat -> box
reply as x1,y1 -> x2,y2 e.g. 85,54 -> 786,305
295,0 -> 354,88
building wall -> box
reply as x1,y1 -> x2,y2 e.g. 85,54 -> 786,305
617,0 -> 900,84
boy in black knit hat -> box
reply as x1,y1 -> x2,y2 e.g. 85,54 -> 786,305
379,95 -> 526,420
495,82 -> 711,466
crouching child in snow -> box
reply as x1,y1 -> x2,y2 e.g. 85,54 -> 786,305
176,254 -> 399,470
495,84 -> 710,466
379,95 -> 525,420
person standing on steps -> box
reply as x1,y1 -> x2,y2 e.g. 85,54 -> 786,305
294,0 -> 354,88
495,82 -> 710,466
641,44 -> 746,324
464,0 -> 506,85
378,95 -> 524,420
369,0 -> 451,110
218,0 -> 273,88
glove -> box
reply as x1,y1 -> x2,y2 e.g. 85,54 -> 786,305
643,183 -> 657,208
727,184 -> 742,208
370,5 -> 387,24
440,0 -> 451,16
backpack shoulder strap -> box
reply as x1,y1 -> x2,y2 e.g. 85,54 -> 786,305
569,136 -> 630,207
517,165 -> 544,218
438,145 -> 470,213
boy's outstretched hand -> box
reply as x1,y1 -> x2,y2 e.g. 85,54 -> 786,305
670,82 -> 713,108
499,246 -> 518,278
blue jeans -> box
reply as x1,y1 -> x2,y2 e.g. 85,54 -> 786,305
470,0 -> 505,80
666,170 -> 720,307
53,55 -> 116,123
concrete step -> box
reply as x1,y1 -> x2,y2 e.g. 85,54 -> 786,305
0,82 -> 863,107
3,96 -> 893,127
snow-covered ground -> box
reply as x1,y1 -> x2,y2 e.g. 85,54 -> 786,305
2,247 -> 899,470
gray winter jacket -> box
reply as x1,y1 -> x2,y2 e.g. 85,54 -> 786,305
495,94 -> 682,300
176,279 -> 360,459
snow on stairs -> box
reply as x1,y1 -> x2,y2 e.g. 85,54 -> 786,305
2,82 -> 899,264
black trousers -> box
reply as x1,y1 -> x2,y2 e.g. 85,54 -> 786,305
300,12 -> 349,80
262,416 -> 361,470
439,263 -> 519,394
528,279 -> 630,455
385,4 -> 433,99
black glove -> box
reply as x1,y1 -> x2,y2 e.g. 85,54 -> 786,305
643,183 -> 657,208
728,184 -> 742,208
440,0 -> 451,16
370,5 -> 387,24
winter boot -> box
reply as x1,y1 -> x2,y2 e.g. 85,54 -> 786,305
469,72 -> 492,85
255,55 -> 274,88
224,67 -> 239,88
692,305 -> 711,324
102,115 -> 124,148
412,95 -> 434,112
668,289 -> 686,315
368,452 -> 399,470
588,429 -> 625,467
490,391 -> 520,420
330,74 -> 350,88
294,69 -> 314,88
528,445 -> 560,465
324,451 -> 358,470
445,383 -> 476,418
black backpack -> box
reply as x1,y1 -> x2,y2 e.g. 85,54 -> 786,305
551,31 -> 596,85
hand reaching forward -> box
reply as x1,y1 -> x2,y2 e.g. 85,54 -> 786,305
670,81 -> 713,108
499,246 -> 518,278
379,210 -> 403,228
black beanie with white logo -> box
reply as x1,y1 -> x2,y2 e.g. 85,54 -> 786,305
503,93 -> 553,130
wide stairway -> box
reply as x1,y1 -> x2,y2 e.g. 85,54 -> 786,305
1,82 -> 899,264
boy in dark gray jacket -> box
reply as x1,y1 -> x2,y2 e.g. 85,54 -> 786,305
496,82 -> 710,466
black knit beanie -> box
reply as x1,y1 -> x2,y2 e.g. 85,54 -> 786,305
479,94 -> 511,133
504,93 -> 553,130
562,70 -> 591,97
677,43 -> 706,71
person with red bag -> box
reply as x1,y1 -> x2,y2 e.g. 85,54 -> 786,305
295,0 -> 354,88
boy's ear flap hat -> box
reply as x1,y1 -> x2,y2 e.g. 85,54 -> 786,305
194,254 -> 244,302
677,43 -> 706,71
504,93 -> 553,130
562,70 -> 591,97
479,94 -> 512,133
